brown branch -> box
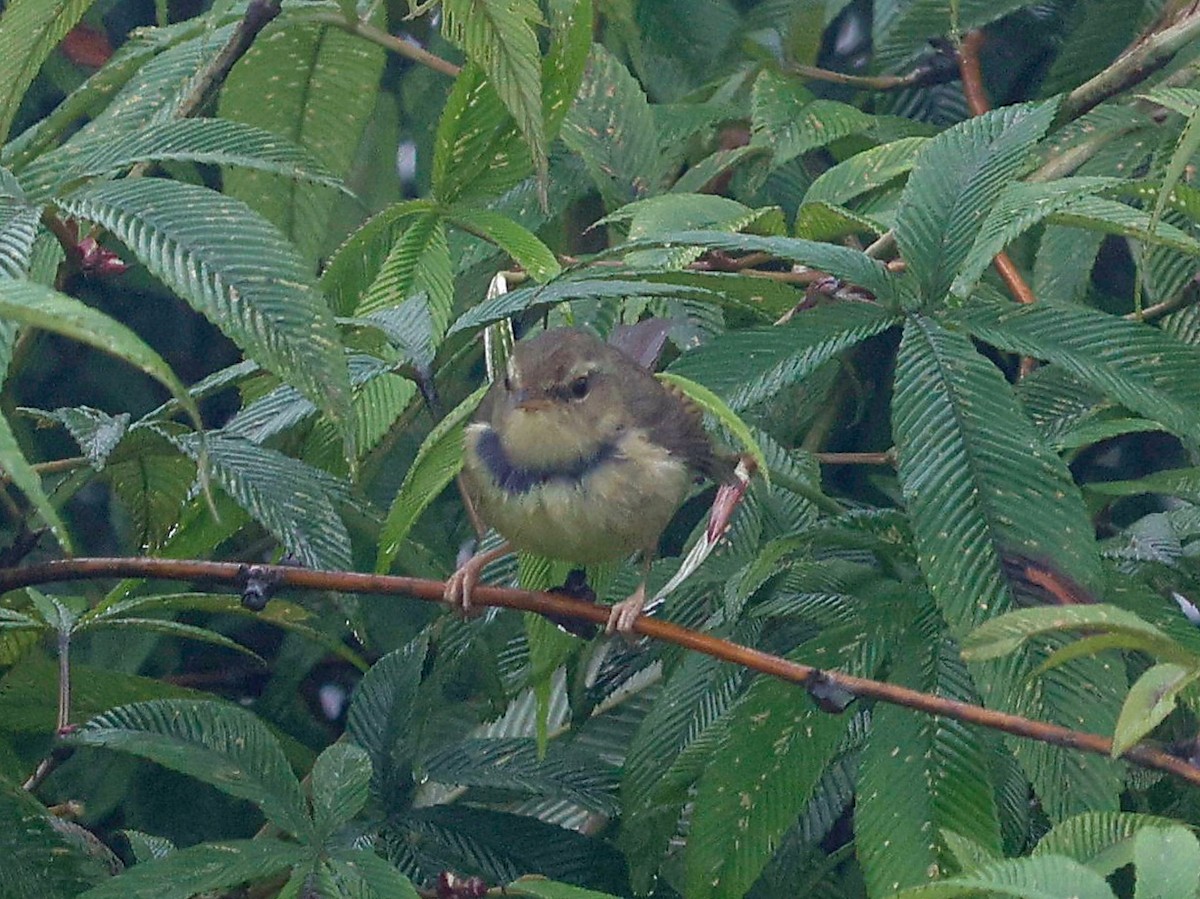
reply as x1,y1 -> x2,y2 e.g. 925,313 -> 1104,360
316,13 -> 461,78
812,451 -> 895,466
176,0 -> 282,120
5,556 -> 1200,788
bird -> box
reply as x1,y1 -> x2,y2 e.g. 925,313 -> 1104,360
443,326 -> 735,635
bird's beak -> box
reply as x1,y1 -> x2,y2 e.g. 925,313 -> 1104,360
509,388 -> 551,413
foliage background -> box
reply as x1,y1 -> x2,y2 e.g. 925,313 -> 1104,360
5,0 -> 1200,897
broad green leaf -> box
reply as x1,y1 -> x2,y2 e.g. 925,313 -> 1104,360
376,384 -> 487,573
0,280 -> 200,429
506,880 -> 623,898
59,180 -> 352,450
23,405 -> 131,470
77,840 -> 308,899
1112,663 -> 1199,757
0,171 -> 39,277
949,178 -> 1120,298
856,599 -> 1001,895
0,0 -> 94,142
326,850 -> 421,899
442,0 -> 546,182
655,372 -> 768,485
952,293 -> 1200,444
20,119 -> 348,200
894,316 -> 1101,636
70,699 -> 310,839
346,636 -> 429,801
175,431 -> 353,571
218,17 -> 385,262
562,44 -> 663,209
0,776 -> 110,898
793,201 -> 884,241
667,302 -> 901,410
751,71 -> 874,167
962,605 -> 1190,665
895,100 -> 1058,303
0,408 -> 70,549
445,205 -> 561,282
310,743 -> 372,837
99,425 -> 197,551
804,136 -> 928,206
84,616 -> 263,662
684,679 -> 852,899
888,854 -> 1116,899
1087,467 -> 1200,504
1132,826 -> 1200,899
1033,812 -> 1182,875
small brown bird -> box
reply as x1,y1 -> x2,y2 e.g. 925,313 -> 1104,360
444,327 -> 734,634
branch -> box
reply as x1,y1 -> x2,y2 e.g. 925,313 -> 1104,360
5,557 -> 1200,788
315,13 -> 461,78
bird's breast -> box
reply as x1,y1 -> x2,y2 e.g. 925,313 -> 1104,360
463,423 -> 692,563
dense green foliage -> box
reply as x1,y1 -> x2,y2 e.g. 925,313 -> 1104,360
5,1 -> 1200,897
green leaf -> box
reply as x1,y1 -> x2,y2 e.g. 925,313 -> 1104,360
218,17 -> 385,262
888,854 -> 1116,899
346,636 -> 429,798
667,302 -> 901,410
0,775 -> 110,898
20,119 -> 348,200
1033,812 -> 1183,875
0,408 -> 70,550
751,71 -> 874,167
1133,825 -> 1200,899
59,179 -> 352,452
856,599 -> 1001,895
0,280 -> 200,429
962,605 -> 1190,665
804,136 -> 928,206
1112,663 -> 1199,757
684,679 -> 851,899
326,850 -> 421,899
0,0 -> 94,142
562,44 -> 662,209
442,0 -> 546,182
310,743 -> 372,837
24,406 -> 130,470
376,385 -> 488,573
445,206 -> 561,282
893,316 -> 1101,636
70,699 -> 310,839
506,880 -> 624,898
175,431 -> 352,571
895,100 -> 1058,303
949,178 -> 1120,298
655,372 -> 767,485
77,840 -> 308,899
0,171 -> 39,277
953,293 -> 1200,444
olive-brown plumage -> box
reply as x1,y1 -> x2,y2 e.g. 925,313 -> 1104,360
445,327 -> 732,634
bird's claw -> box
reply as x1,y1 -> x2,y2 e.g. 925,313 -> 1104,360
444,560 -> 484,619
605,583 -> 648,638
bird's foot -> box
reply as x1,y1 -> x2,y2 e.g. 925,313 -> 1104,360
605,582 -> 647,637
444,542 -> 510,618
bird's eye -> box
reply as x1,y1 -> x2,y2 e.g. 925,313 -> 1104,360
569,375 -> 590,399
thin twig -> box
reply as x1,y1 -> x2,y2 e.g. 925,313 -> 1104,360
5,556 -> 1198,788
812,451 -> 894,466
316,13 -> 461,78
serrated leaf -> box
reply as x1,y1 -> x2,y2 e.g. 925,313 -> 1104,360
58,179 -> 351,451
76,840 -> 308,899
0,0 -> 94,142
562,44 -> 663,209
175,431 -> 352,570
70,700 -> 310,838
804,136 -> 928,206
655,372 -> 767,485
506,880 -> 624,898
0,280 -> 200,428
442,0 -> 546,183
667,301 -> 901,410
310,743 -> 372,837
445,205 -> 561,282
952,293 -> 1200,444
218,18 -> 384,262
326,850 -> 422,899
895,100 -> 1058,303
25,406 -> 130,470
0,171 -> 39,278
888,854 -> 1116,899
684,679 -> 851,899
1132,825 -> 1200,899
1033,812 -> 1182,874
0,407 -> 70,550
1112,663 -> 1199,757
376,384 -> 489,572
20,119 -> 348,200
751,71 -> 874,167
